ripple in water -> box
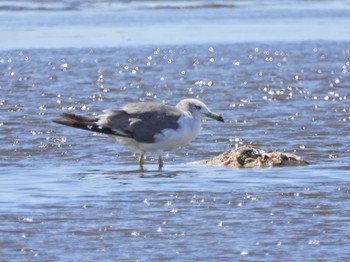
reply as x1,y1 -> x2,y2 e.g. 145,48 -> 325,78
1,42 -> 350,260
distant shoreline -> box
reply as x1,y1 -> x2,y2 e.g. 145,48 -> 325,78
1,1 -> 350,50
2,19 -> 350,50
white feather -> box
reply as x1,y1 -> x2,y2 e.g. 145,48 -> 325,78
110,114 -> 200,153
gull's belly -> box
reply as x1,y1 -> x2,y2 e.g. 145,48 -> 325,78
153,127 -> 200,151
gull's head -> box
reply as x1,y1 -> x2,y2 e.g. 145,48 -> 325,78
176,98 -> 224,122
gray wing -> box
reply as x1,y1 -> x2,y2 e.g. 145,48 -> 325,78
102,102 -> 183,143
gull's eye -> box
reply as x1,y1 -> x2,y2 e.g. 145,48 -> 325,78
194,105 -> 202,110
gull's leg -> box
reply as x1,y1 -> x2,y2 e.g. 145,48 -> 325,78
158,155 -> 164,169
139,154 -> 145,169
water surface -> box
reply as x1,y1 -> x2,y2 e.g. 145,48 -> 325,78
1,1 -> 350,260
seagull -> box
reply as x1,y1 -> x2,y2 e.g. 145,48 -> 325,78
53,98 -> 224,169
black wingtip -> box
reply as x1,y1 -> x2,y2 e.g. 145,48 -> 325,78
52,118 -> 74,127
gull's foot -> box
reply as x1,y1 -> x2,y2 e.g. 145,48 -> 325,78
158,155 -> 164,170
139,154 -> 145,170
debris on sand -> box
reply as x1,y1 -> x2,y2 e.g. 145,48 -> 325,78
195,146 -> 309,168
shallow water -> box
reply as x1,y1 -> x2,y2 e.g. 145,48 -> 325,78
2,43 -> 349,168
1,1 -> 350,261
2,42 -> 350,261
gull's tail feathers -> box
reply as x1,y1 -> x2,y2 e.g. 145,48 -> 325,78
53,113 -> 132,138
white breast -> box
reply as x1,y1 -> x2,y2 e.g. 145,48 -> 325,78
152,116 -> 201,151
